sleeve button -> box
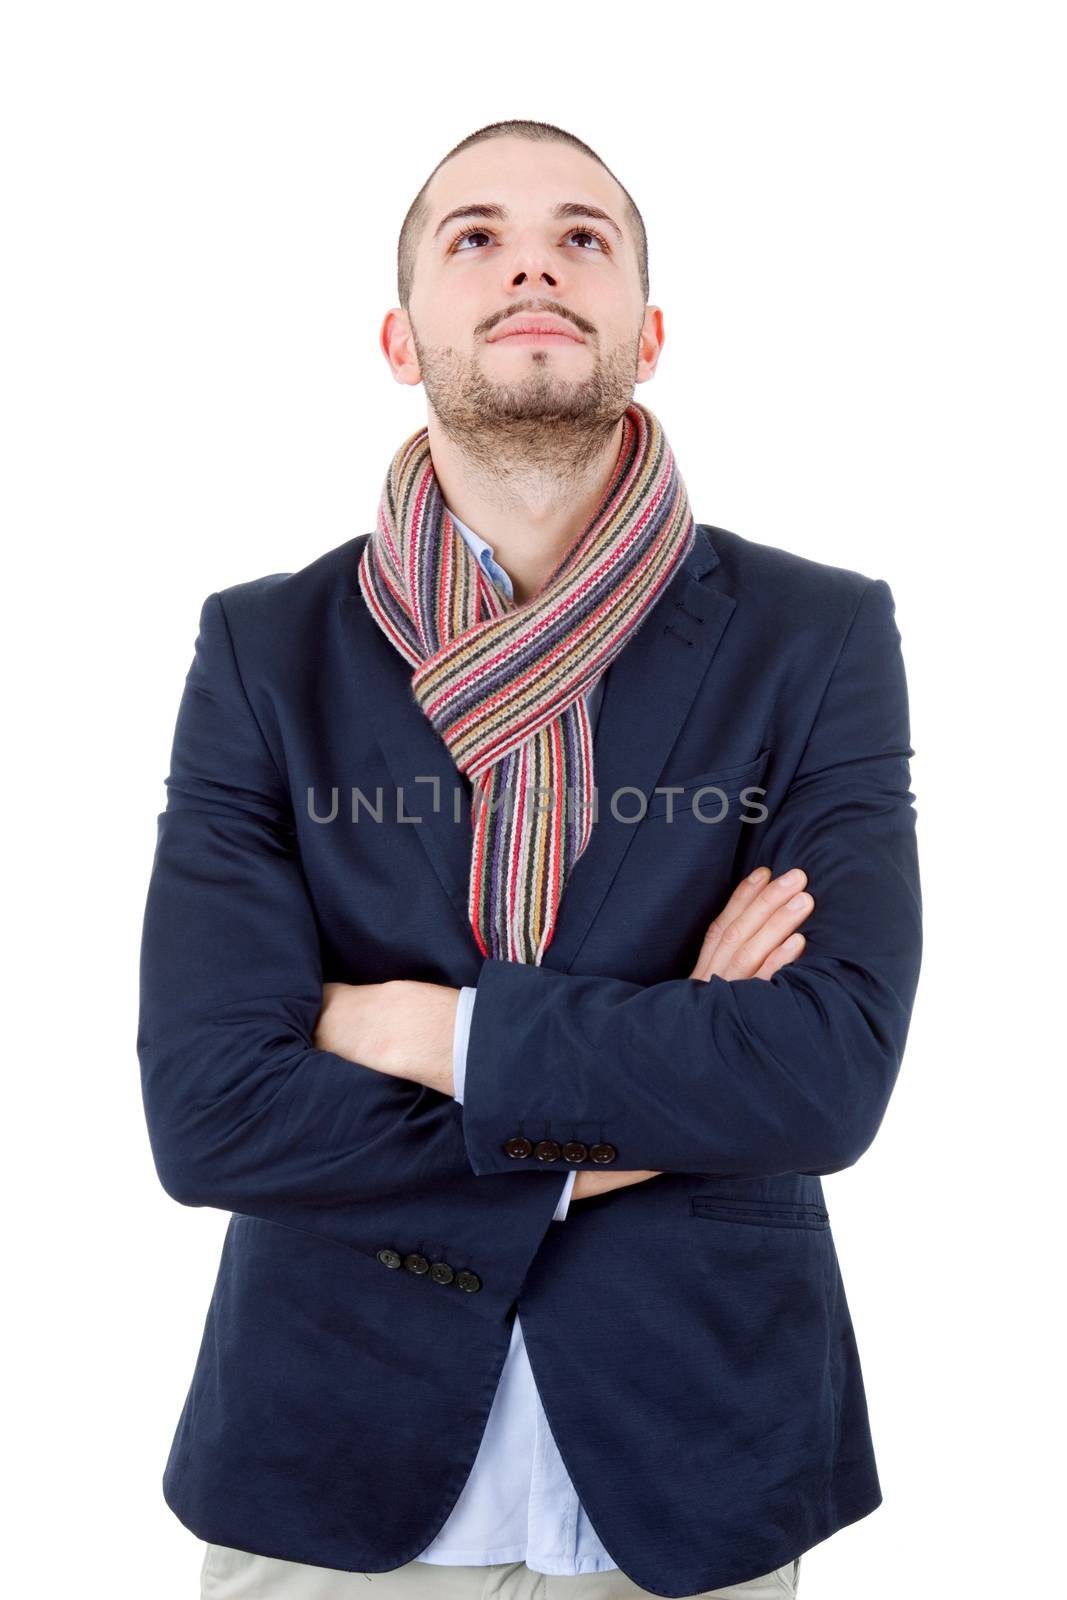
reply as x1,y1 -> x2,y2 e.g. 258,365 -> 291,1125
589,1143 -> 618,1164
504,1136 -> 534,1158
534,1140 -> 562,1162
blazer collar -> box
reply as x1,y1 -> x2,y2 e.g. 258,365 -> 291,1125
337,525 -> 735,972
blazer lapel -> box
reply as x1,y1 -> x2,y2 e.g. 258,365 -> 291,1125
338,586 -> 477,926
336,525 -> 736,970
538,526 -> 735,971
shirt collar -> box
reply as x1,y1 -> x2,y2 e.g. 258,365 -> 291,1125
446,506 -> 514,602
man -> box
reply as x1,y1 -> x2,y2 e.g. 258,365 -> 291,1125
138,119 -> 923,1600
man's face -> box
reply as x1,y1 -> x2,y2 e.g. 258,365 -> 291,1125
395,137 -> 659,444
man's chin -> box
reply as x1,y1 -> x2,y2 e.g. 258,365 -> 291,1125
467,384 -> 620,427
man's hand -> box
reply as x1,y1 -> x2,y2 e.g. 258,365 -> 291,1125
313,979 -> 459,1097
688,863 -> 813,982
311,868 -> 813,1200
570,865 -> 813,1202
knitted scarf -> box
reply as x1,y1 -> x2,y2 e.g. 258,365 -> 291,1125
358,398 -> 695,964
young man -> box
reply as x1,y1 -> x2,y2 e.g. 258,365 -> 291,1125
138,120 -> 923,1600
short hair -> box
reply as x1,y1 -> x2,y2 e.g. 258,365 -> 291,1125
397,119 -> 649,310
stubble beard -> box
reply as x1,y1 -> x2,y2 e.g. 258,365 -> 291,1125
411,327 -> 642,480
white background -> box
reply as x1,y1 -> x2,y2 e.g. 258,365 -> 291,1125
3,3 -> 1063,1596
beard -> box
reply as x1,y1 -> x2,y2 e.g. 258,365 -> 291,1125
410,324 -> 642,477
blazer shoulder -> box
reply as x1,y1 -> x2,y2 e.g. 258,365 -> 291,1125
201,534 -> 372,701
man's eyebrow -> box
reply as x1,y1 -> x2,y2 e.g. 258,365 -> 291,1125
432,201 -> 624,246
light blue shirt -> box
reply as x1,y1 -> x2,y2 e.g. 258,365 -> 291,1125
415,508 -> 617,1575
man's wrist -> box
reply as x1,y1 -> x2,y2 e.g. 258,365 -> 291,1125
389,980 -> 459,1096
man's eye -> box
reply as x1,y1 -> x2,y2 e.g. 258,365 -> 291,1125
451,225 -> 610,253
453,227 -> 493,250
568,229 -> 609,250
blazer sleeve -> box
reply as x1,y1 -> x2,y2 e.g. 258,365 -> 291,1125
453,986 -> 575,1220
137,591 -> 566,1310
459,577 -> 923,1180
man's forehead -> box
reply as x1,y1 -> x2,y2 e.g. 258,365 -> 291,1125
427,145 -> 621,228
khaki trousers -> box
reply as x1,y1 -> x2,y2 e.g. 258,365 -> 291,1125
200,1546 -> 802,1599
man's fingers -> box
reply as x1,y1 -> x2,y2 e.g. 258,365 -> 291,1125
691,867 -> 809,982
571,1169 -> 662,1202
719,888 -> 813,980
753,932 -> 805,981
690,866 -> 772,979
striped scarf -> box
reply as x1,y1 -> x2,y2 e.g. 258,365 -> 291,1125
358,398 -> 695,964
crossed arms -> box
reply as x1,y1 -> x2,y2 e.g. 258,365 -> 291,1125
310,859 -> 825,1209
137,578 -> 921,1279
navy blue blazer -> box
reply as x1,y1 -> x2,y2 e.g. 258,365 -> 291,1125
137,522 -> 922,1598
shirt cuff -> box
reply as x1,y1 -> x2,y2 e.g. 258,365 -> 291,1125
552,1168 -> 577,1221
451,985 -> 478,1103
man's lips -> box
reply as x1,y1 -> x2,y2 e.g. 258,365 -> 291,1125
487,316 -> 585,344
490,331 -> 585,345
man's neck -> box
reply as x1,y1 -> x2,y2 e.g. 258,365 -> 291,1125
426,413 -> 627,605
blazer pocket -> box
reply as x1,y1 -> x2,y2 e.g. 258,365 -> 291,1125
690,1195 -> 830,1230
643,748 -> 771,819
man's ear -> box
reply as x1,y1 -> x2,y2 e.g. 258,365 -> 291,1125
635,304 -> 665,384
380,307 -> 421,387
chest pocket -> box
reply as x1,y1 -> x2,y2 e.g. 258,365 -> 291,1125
642,747 -> 770,823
